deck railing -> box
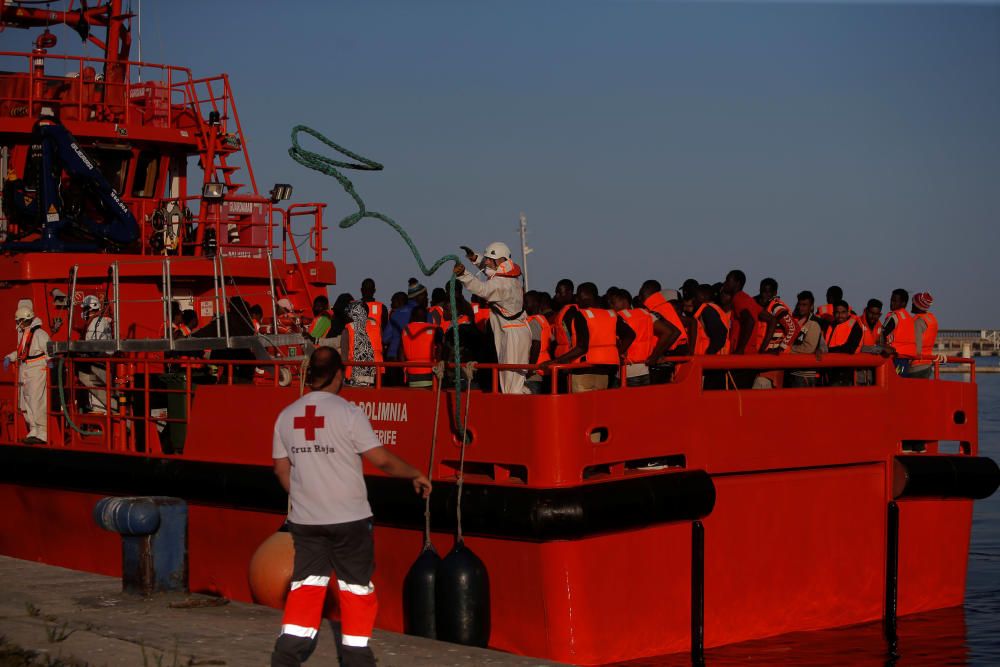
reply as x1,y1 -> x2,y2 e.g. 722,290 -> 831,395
0,353 -> 976,454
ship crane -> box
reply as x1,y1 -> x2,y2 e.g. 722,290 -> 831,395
2,111 -> 140,251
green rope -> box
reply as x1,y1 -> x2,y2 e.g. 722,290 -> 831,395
288,125 -> 466,433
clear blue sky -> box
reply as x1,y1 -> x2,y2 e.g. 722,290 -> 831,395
9,1 -> 1000,327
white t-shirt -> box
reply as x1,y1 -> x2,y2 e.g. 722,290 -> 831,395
272,391 -> 381,525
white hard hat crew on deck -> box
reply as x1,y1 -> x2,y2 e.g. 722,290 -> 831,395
454,241 -> 531,394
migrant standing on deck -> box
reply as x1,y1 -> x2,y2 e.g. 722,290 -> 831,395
4,303 -> 49,444
270,348 -> 431,667
454,242 -> 531,394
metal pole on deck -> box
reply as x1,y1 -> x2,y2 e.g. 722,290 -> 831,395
217,254 -> 231,345
518,212 -> 532,291
164,258 -> 174,351
212,254 -> 222,338
266,210 -> 279,335
67,265 -> 79,351
112,262 -> 121,351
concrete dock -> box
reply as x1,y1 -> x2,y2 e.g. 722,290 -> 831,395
0,556 -> 562,666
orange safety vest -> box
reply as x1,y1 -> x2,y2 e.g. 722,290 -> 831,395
885,309 -> 916,358
642,292 -> 688,349
825,316 -> 861,353
401,322 -> 437,378
617,308 -> 654,363
428,305 -> 445,326
177,324 -> 192,337
17,324 -> 44,362
858,316 -> 881,347
580,308 -> 619,365
527,314 -> 552,364
816,304 -> 834,322
911,311 -> 939,367
694,302 -> 731,355
251,318 -> 261,333
553,304 -> 578,357
345,319 -> 384,379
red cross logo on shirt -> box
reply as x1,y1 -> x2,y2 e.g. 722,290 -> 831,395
293,405 -> 325,441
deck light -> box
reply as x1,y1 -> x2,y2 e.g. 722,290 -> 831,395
269,183 -> 293,203
202,182 -> 225,201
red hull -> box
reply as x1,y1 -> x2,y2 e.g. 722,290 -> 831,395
0,361 -> 984,665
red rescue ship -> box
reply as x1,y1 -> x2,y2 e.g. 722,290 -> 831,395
0,3 -> 997,665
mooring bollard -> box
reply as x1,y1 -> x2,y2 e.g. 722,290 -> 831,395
93,496 -> 189,595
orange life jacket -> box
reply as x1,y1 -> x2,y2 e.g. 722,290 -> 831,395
825,316 -> 861,353
441,314 -> 471,331
365,301 -> 385,338
429,305 -> 445,326
553,304 -> 578,357
528,314 -> 552,365
345,319 -> 384,379
251,318 -> 261,333
858,316 -> 881,347
177,324 -> 192,337
911,311 -> 939,367
580,308 -> 619,365
694,302 -> 731,355
472,303 -> 491,331
751,298 -> 794,353
886,309 -> 916,358
642,292 -> 688,350
816,304 -> 834,322
617,308 -> 654,363
16,324 -> 44,362
401,322 -> 437,378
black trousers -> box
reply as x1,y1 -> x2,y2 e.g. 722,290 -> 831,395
271,519 -> 378,667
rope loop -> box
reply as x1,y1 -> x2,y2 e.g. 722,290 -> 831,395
288,125 -> 467,434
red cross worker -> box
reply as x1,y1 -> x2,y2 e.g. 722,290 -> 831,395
270,348 -> 431,667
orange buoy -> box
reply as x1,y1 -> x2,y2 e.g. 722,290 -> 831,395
248,530 -> 294,608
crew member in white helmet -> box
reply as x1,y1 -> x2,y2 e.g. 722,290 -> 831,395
78,295 -> 114,413
453,241 -> 531,394
3,303 -> 50,444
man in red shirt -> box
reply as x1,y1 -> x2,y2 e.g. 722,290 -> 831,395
721,270 -> 776,355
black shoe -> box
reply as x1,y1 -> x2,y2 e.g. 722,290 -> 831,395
22,436 -> 45,445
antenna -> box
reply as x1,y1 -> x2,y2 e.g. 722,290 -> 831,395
518,212 -> 532,291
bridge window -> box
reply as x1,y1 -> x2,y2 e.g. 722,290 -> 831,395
131,151 -> 160,198
92,149 -> 130,193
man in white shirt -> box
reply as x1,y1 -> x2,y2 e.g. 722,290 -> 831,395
270,347 -> 431,667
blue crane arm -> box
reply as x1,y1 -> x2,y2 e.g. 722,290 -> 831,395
37,120 -> 140,246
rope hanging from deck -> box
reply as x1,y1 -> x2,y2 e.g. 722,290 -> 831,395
288,125 -> 466,434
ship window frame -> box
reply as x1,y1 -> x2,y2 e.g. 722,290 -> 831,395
131,150 -> 161,198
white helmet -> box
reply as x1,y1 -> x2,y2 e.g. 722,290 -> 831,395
14,305 -> 33,321
81,295 -> 100,312
483,241 -> 512,261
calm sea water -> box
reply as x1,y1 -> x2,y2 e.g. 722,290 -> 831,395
624,365 -> 1000,666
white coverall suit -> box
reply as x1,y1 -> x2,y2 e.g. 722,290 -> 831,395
5,318 -> 50,442
457,259 -> 531,394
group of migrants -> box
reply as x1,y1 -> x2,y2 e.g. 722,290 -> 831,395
272,242 -> 941,394
3,241 -> 943,443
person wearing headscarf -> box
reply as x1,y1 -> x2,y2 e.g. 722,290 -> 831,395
341,300 -> 379,387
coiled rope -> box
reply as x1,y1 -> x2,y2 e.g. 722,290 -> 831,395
288,125 -> 466,434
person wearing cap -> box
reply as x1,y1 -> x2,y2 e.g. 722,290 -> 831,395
4,303 -> 50,444
78,294 -> 113,414
908,292 -> 939,379
453,242 -> 531,394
